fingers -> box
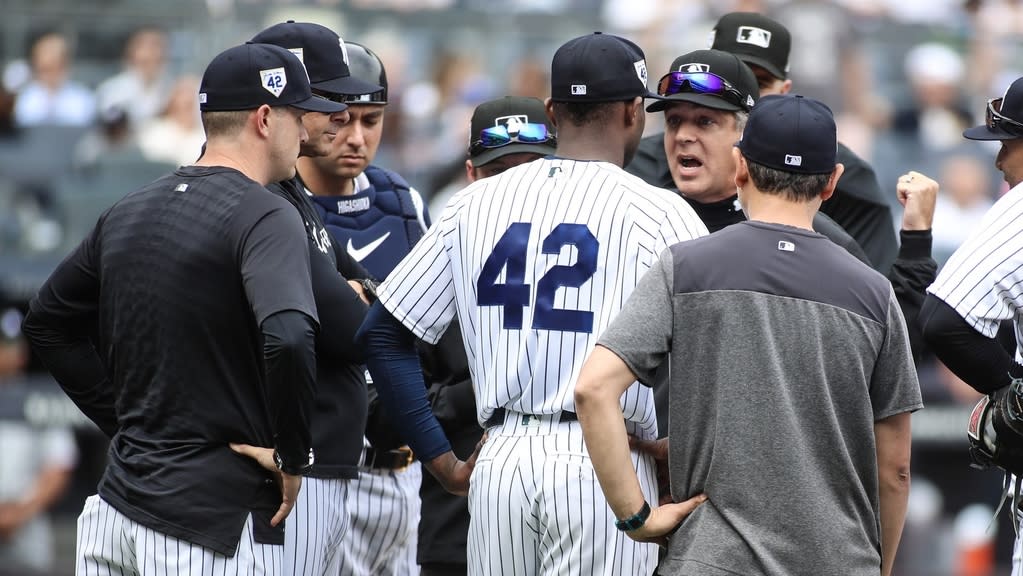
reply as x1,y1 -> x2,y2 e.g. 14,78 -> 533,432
628,494 -> 709,545
896,170 -> 938,231
271,473 -> 302,527
628,435 -> 670,461
229,443 -> 277,472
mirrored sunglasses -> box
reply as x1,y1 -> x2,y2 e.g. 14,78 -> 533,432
471,123 -> 554,153
656,71 -> 749,110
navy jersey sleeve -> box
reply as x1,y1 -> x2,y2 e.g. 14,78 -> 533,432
23,219 -> 118,437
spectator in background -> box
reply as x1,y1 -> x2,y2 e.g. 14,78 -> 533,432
72,102 -> 144,170
13,30 -> 95,127
95,26 -> 172,130
891,43 -> 974,152
932,152 -> 996,264
0,307 -> 78,575
139,75 -> 205,167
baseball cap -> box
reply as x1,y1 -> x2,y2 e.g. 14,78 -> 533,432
550,32 -> 657,103
198,43 -> 345,114
468,96 -> 556,166
710,12 -> 791,81
737,94 -> 836,175
647,49 -> 759,113
251,21 -> 382,97
964,76 -> 1023,141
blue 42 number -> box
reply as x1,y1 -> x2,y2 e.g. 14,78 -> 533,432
477,223 -> 598,332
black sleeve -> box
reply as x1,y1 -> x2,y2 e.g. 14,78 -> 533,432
920,295 -> 1023,393
307,241 -> 368,365
825,144 -> 899,274
262,310 -> 317,469
332,239 -> 375,282
21,229 -> 118,438
812,212 -> 871,265
889,230 -> 938,362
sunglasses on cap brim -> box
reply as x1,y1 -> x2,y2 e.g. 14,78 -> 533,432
987,97 -> 1023,135
469,123 -> 555,155
312,88 -> 386,104
656,71 -> 749,111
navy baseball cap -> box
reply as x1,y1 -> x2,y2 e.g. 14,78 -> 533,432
550,32 -> 657,103
964,77 -> 1023,141
737,94 -> 836,175
250,21 -> 382,98
199,43 -> 345,113
710,12 -> 791,81
468,96 -> 556,166
647,49 -> 759,113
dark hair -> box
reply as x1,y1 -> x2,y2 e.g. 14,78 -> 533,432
745,158 -> 831,202
200,110 -> 249,138
550,101 -> 622,128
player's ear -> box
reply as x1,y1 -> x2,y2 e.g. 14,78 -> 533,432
545,97 -> 557,128
732,146 -> 750,190
623,97 -> 643,129
465,159 -> 477,183
820,162 -> 845,202
253,104 -> 273,138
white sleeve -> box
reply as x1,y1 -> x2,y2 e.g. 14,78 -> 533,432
657,192 -> 709,251
376,212 -> 455,344
928,186 -> 1023,337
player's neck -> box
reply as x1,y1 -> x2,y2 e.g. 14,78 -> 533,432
740,188 -> 818,230
296,160 -> 355,197
196,142 -> 271,185
554,136 -> 625,167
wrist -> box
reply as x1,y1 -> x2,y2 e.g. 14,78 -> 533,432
273,448 -> 315,476
614,500 -> 651,532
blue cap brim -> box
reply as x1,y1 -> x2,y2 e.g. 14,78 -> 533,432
292,95 -> 348,114
963,123 -> 1022,141
312,76 -> 383,99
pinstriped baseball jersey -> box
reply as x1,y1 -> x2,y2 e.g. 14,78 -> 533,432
928,182 -> 1023,351
376,157 -> 708,436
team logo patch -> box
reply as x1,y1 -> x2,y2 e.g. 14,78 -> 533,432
495,115 -> 529,134
678,62 -> 710,73
288,47 -> 304,64
339,38 -> 350,65
777,240 -> 795,252
634,59 -> 648,85
571,84 -> 587,95
737,26 -> 772,48
260,67 -> 287,98
198,92 -> 207,104
784,154 -> 802,167
746,94 -> 756,107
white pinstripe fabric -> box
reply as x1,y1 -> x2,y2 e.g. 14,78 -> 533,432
76,494 -> 281,576
283,477 -> 351,576
337,462 -> 422,576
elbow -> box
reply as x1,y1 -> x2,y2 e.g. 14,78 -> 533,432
574,370 -> 604,415
880,462 -> 911,497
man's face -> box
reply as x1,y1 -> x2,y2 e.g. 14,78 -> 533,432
749,64 -> 789,96
270,106 -> 308,182
996,138 -> 1023,188
300,107 -> 350,158
468,152 -> 545,182
663,101 -> 743,203
313,104 -> 385,178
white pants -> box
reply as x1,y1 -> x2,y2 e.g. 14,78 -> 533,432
337,461 -> 422,576
284,477 -> 351,576
468,413 -> 658,576
76,494 -> 281,576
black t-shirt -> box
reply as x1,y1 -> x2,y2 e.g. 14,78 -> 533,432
268,177 -> 369,478
28,166 -> 318,555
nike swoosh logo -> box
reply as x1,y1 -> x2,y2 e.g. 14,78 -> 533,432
347,232 -> 391,261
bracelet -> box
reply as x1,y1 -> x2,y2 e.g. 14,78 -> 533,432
614,501 -> 651,532
357,278 -> 379,303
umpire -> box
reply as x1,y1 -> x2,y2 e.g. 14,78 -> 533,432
22,42 -> 342,575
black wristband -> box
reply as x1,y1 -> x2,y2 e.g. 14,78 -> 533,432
614,501 -> 651,532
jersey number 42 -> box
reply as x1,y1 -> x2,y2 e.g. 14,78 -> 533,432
477,222 -> 598,333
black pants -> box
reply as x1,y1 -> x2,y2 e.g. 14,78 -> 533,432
420,563 -> 467,576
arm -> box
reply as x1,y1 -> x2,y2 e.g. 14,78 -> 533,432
889,171 -> 938,362
358,302 -> 476,495
22,231 -> 117,438
0,464 -> 74,540
874,412 -> 912,576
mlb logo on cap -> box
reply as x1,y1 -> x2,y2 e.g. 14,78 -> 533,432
737,94 -> 837,175
737,26 -> 772,48
784,154 -> 802,167
572,85 -> 587,95
679,63 -> 710,73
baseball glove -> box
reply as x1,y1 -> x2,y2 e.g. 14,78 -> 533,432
967,377 -> 1023,477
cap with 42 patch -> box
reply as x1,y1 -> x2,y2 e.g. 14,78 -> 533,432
550,32 -> 658,103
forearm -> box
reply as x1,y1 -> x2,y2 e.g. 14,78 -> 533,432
889,230 -> 937,362
359,302 -> 452,459
18,466 -> 72,517
876,413 -> 912,576
262,310 -> 317,468
22,308 -> 117,437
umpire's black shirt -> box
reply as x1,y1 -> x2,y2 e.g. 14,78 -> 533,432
24,166 -> 318,555
269,176 -> 369,478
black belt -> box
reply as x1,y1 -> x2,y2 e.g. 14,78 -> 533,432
484,408 -> 578,428
363,446 -> 415,470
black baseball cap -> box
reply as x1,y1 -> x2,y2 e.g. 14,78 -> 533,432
711,12 -> 791,81
964,76 -> 1023,140
468,96 -> 556,166
550,32 -> 657,103
737,94 -> 836,175
647,49 -> 759,113
251,21 -> 382,97
199,43 -> 345,113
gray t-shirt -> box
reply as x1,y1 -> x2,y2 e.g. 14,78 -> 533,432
599,221 -> 922,576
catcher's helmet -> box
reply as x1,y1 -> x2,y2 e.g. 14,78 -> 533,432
343,41 -> 387,103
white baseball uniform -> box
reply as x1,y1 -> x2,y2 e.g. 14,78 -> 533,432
376,157 -> 708,575
928,181 -> 1023,574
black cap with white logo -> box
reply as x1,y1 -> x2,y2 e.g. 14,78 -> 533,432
251,21 -> 382,97
550,32 -> 657,103
199,43 -> 346,113
711,12 -> 791,81
647,49 -> 759,113
468,96 -> 557,166
738,94 -> 837,175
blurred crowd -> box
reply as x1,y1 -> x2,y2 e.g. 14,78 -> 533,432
2,0 -> 1023,574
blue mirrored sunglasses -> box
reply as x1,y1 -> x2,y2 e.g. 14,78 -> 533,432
656,71 -> 749,110
472,123 -> 554,152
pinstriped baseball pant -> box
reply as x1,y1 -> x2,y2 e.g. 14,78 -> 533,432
76,494 -> 281,576
283,477 -> 351,576
467,413 -> 658,576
